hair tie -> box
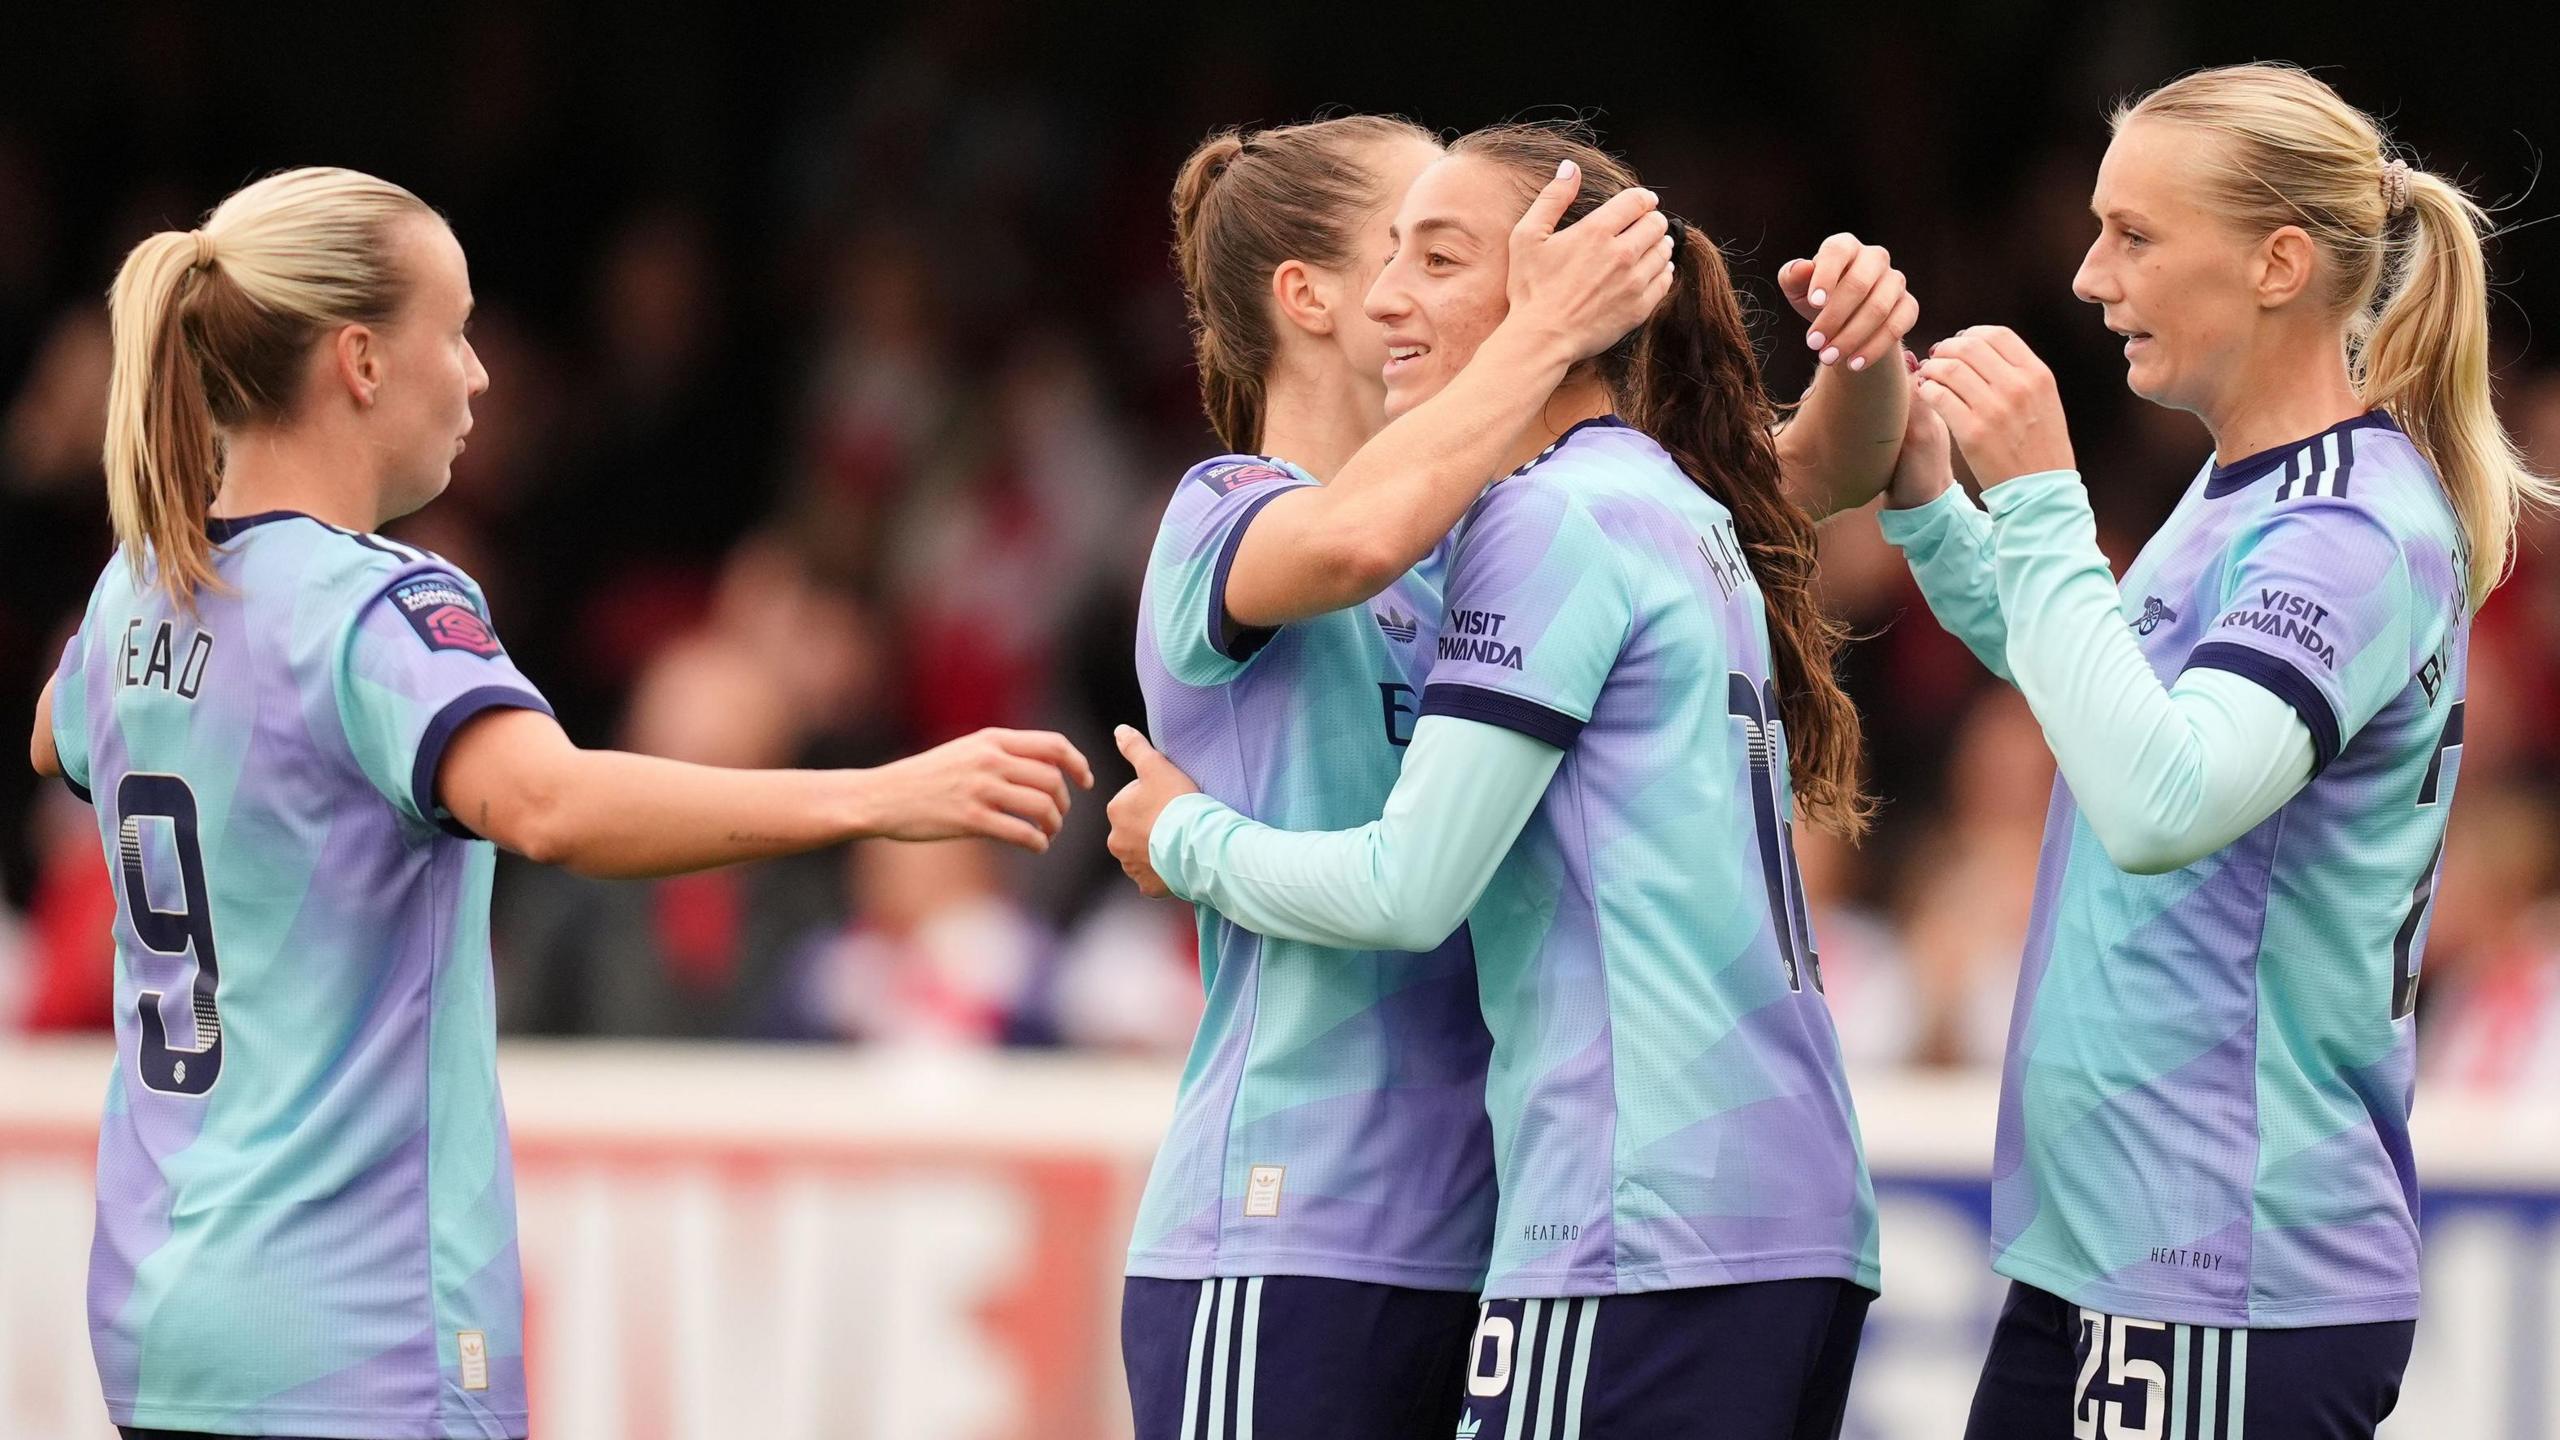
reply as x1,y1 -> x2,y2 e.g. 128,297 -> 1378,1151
1665,214 -> 1690,249
188,230 -> 216,271
2380,159 -> 2413,218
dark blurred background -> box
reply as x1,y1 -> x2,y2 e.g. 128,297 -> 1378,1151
5,1 -> 2558,1082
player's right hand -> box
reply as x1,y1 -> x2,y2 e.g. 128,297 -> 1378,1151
1777,233 -> 1918,372
860,727 -> 1094,852
1106,725 -> 1200,899
1506,160 -> 1675,364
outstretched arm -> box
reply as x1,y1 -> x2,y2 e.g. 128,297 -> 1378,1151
440,709 -> 1093,878
1224,167 -> 1673,628
1773,234 -> 1920,520
1106,717 -> 1561,952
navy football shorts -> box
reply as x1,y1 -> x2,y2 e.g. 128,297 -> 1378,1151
1125,1274 -> 1481,1440
1964,1282 -> 2416,1440
1452,1278 -> 1872,1440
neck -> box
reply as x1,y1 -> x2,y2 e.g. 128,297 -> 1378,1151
1494,376 -> 1616,475
2201,326 -> 2365,466
211,423 -> 384,533
1256,350 -> 1385,481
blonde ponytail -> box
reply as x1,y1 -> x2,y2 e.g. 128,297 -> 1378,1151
104,232 -> 226,610
100,167 -> 438,613
2359,170 -> 2554,607
2120,63 -> 2553,610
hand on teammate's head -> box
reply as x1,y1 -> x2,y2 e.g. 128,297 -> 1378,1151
1503,160 -> 1675,364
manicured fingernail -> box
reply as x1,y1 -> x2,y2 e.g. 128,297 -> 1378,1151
1820,346 -> 1841,366
1848,355 -> 1868,372
1810,289 -> 1828,306
1557,159 -> 1576,179
1806,330 -> 1827,350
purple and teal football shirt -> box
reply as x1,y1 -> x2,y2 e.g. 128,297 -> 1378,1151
1420,418 -> 1880,1300
51,511 -> 548,1438
1128,455 -> 1498,1291
1992,413 -> 2466,1327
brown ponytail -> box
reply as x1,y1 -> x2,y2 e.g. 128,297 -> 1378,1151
1170,115 -> 1436,453
103,167 -> 437,614
1450,123 -> 1871,837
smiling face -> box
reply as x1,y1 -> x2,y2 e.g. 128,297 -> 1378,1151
1313,135 -> 1442,418
1366,155 -> 1524,420
369,216 -> 488,520
2072,119 -> 2274,419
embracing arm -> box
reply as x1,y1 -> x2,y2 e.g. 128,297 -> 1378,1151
438,708 -> 1091,878
1225,326 -> 1584,625
1224,173 -> 1671,628
1982,472 -> 2313,873
1147,716 -> 1562,952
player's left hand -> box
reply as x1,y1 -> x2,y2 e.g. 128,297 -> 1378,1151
1777,233 -> 1918,373
1915,325 -> 2077,485
1886,369 -> 1957,511
1107,725 -> 1200,899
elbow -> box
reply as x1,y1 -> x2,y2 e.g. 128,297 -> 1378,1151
489,768 -> 583,871
1331,534 -> 1413,603
511,819 -> 577,872
2095,823 -> 2204,877
1374,905 -> 1466,955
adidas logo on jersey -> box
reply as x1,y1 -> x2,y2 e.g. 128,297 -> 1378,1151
2133,596 -> 2178,635
1375,606 -> 1420,643
1455,1410 -> 1484,1439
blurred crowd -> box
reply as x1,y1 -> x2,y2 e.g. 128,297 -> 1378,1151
4,5 -> 2557,1088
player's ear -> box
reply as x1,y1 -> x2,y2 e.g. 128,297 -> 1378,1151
2254,225 -> 2319,310
330,323 -> 385,408
1270,258 -> 1336,339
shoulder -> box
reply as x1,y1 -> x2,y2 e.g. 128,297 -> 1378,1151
1154,454 -> 1315,557
288,529 -> 508,658
1182,454 -> 1306,498
2254,417 -> 2463,586
2264,416 -> 2451,530
226,514 -> 458,600
1513,417 -> 1697,505
1164,453 -> 1309,511
1454,467 -> 1623,591
1474,420 -> 1702,537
